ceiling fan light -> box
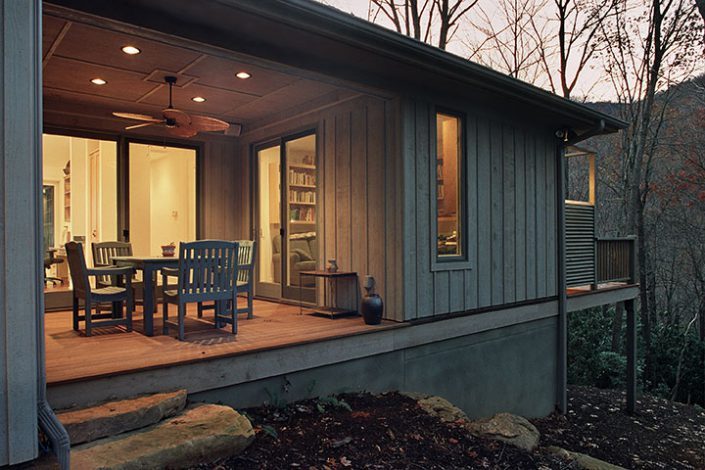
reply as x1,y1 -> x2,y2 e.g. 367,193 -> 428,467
90,78 -> 107,85
191,96 -> 206,103
236,71 -> 251,80
121,45 -> 141,55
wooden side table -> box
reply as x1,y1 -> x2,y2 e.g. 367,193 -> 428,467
299,270 -> 358,318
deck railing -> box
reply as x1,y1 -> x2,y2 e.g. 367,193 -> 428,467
565,202 -> 636,288
596,237 -> 636,284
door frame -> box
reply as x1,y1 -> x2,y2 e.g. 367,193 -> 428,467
119,137 -> 202,245
251,127 -> 319,303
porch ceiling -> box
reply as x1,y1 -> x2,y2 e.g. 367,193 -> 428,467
42,11 -> 356,129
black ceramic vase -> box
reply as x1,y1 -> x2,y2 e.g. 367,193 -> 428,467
361,293 -> 383,325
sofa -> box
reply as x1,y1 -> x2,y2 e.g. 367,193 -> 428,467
272,233 -> 317,286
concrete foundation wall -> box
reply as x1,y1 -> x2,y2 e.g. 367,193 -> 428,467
192,316 -> 558,419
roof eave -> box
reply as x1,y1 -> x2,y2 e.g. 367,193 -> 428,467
224,0 -> 628,132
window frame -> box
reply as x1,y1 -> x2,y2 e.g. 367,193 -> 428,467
431,107 -> 471,271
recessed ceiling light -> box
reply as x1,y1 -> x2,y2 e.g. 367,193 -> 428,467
191,96 -> 206,103
90,78 -> 107,85
236,71 -> 251,80
121,45 -> 141,55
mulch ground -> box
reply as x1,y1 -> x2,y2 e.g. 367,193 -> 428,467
196,386 -> 705,469
533,385 -> 705,470
206,392 -> 566,469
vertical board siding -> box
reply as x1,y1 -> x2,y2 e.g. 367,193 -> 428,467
201,140 -> 245,240
502,124 -> 516,304
415,102 -> 433,318
401,99 -> 418,319
402,98 -> 558,320
525,133 -> 538,299
476,119 -> 492,308
535,135 -> 548,298
515,129 -> 527,302
465,115 -> 479,311
1,1 -> 40,464
385,99 -> 404,321
236,96 -> 403,320
490,121 -> 504,305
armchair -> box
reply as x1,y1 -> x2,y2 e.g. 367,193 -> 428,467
65,241 -> 133,336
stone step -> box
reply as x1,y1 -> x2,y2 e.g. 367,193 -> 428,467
56,389 -> 187,445
71,404 -> 254,469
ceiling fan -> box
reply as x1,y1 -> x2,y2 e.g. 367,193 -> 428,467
112,76 -> 230,138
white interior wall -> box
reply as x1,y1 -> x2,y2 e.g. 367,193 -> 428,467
257,146 -> 280,283
129,143 -> 196,256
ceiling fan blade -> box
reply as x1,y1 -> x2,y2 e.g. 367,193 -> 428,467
169,124 -> 198,138
113,112 -> 161,122
189,115 -> 230,132
125,122 -> 160,131
162,108 -> 191,126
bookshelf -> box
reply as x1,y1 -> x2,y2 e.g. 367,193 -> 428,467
288,161 -> 316,225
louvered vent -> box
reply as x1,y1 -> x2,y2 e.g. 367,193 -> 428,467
565,203 -> 595,287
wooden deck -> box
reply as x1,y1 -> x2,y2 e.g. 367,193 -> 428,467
45,299 -> 402,385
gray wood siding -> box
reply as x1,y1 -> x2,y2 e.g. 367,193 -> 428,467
1,1 -> 41,464
200,139 -> 248,240
238,96 -> 403,321
402,98 -> 558,320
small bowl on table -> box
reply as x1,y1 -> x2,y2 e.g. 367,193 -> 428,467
161,244 -> 176,257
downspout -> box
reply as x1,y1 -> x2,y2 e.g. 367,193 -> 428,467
556,119 -> 606,413
33,6 -> 70,468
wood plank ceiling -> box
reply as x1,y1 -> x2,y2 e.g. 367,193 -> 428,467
42,12 -> 347,130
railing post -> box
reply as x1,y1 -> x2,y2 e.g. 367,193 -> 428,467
591,236 -> 598,290
628,236 -> 637,284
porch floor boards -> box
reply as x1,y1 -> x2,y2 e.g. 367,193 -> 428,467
566,282 -> 633,296
45,299 -> 402,385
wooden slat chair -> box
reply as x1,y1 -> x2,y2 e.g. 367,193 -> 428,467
65,241 -> 133,336
161,240 -> 239,341
91,241 -> 133,286
92,241 -> 142,313
197,240 -> 257,320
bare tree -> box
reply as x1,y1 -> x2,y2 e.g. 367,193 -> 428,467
533,0 -> 619,99
599,0 -> 703,382
464,0 -> 546,83
369,0 -> 479,49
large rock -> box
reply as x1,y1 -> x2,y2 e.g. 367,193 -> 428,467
546,446 -> 626,470
466,413 -> 541,451
71,404 -> 254,469
408,393 -> 469,423
57,390 -> 187,445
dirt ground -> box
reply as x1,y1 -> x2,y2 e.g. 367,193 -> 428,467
196,386 -> 705,469
533,385 -> 705,470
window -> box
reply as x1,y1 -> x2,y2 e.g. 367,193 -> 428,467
435,111 -> 464,260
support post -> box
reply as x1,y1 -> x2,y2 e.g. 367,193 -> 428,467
556,141 -> 568,413
625,298 -> 637,414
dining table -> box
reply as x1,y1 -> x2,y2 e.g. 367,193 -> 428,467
111,255 -> 179,336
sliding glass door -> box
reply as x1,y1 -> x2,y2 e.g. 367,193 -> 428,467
255,132 -> 318,302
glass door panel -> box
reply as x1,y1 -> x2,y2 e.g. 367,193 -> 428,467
128,143 -> 196,257
255,144 -> 282,299
283,134 -> 317,302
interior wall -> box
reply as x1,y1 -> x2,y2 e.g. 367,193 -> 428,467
42,134 -> 117,270
99,141 -> 117,241
129,143 -> 196,256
